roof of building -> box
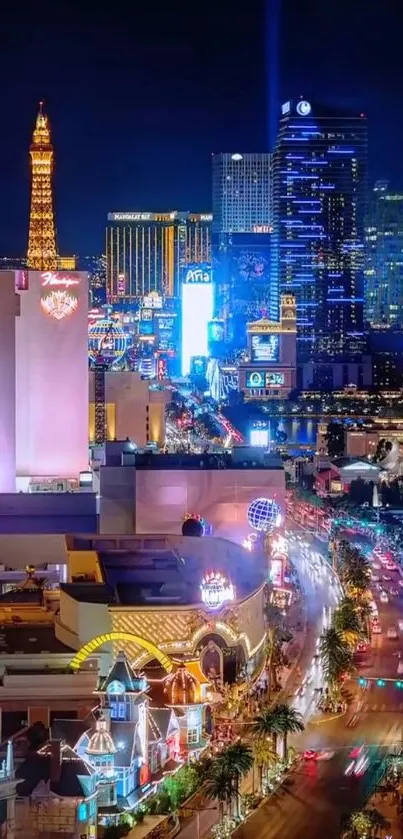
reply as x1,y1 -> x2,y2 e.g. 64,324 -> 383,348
164,663 -> 200,706
109,721 -> 138,767
16,741 -> 95,799
331,457 -> 380,471
86,714 -> 116,756
51,718 -> 92,748
62,535 -> 265,607
99,651 -> 148,694
61,583 -> 116,603
0,625 -> 74,655
147,708 -> 178,743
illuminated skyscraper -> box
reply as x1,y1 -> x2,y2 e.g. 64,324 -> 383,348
272,100 -> 367,365
212,153 -> 274,338
106,211 -> 211,302
27,102 -> 58,271
365,181 -> 403,329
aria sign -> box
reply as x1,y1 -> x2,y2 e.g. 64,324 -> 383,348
184,265 -> 212,284
200,572 -> 235,610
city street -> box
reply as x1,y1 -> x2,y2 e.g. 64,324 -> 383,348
178,531 -> 342,839
178,529 -> 403,839
234,534 -> 403,839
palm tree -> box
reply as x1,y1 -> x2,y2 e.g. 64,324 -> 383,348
271,703 -> 304,761
252,739 -> 277,794
251,707 -> 283,753
340,547 -> 371,596
264,626 -> 282,699
333,597 -> 363,648
320,626 -> 354,688
217,742 -> 253,817
204,762 -> 232,822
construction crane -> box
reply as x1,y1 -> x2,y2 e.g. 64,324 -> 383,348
93,322 -> 115,445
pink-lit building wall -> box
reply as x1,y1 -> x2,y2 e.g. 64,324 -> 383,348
15,271 -> 89,479
134,468 -> 285,543
0,273 -> 20,491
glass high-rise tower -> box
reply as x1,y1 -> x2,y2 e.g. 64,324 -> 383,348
212,153 -> 275,339
365,181 -> 403,329
272,100 -> 367,364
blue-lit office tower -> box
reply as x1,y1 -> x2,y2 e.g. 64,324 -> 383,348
365,181 -> 403,329
272,100 -> 368,383
212,153 -> 275,346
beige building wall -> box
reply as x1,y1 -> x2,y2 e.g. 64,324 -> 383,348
135,468 -> 285,542
89,371 -> 168,447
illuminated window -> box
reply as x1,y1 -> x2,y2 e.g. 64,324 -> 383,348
187,725 -> 201,745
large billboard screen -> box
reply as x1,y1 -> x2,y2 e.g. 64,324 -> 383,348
228,234 -> 272,320
181,268 -> 214,376
251,334 -> 279,363
245,369 -> 284,388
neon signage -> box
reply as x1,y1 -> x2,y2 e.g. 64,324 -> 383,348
41,290 -> 78,320
184,266 -> 212,284
41,271 -> 79,289
200,572 -> 235,610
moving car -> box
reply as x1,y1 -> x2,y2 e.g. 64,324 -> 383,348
345,745 -> 369,777
380,591 -> 389,604
304,750 -> 318,761
372,622 -> 382,634
389,587 -> 399,596
387,626 -> 398,639
382,575 -> 392,582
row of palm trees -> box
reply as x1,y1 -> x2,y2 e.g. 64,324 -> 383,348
320,541 -> 372,705
201,702 -> 305,820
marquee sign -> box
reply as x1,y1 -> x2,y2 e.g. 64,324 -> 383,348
40,272 -> 80,320
200,572 -> 235,610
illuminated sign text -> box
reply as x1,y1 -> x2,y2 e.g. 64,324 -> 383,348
41,271 -> 79,289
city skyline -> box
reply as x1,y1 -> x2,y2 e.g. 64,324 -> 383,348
0,1 -> 402,255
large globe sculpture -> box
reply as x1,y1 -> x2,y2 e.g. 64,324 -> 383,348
247,497 -> 282,532
88,319 -> 127,365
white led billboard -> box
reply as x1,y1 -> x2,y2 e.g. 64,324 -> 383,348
181,277 -> 214,376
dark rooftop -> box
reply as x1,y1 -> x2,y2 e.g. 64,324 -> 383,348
16,742 -> 95,798
61,582 -> 116,604
62,540 -> 265,607
0,624 -> 74,655
132,452 -> 283,470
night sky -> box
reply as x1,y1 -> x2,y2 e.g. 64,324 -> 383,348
1,0 -> 402,255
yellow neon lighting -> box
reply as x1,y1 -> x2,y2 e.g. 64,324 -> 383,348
69,632 -> 173,673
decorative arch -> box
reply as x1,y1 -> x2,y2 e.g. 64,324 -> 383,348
69,632 -> 173,673
190,622 -> 251,658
